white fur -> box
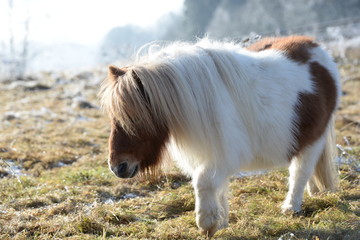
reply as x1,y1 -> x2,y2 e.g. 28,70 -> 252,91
111,39 -> 340,235
156,43 -> 316,174
282,135 -> 327,212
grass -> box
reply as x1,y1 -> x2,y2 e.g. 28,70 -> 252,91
0,62 -> 359,240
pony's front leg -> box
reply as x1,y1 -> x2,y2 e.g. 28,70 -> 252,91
219,184 -> 229,229
192,167 -> 229,237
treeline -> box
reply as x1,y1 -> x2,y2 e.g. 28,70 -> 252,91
100,0 -> 360,63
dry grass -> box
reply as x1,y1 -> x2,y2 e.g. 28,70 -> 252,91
0,62 -> 359,240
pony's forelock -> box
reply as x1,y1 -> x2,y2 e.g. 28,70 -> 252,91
100,69 -> 159,136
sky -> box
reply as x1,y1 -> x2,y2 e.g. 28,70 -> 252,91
0,0 -> 184,45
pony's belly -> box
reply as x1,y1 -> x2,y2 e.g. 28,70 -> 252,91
239,156 -> 289,172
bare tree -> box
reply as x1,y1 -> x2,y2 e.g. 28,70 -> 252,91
7,0 -> 16,78
18,5 -> 30,77
2,0 -> 31,80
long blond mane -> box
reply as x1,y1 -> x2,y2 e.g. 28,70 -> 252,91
100,67 -> 159,135
100,40 -> 252,164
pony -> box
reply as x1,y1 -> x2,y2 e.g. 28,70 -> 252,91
100,36 -> 340,237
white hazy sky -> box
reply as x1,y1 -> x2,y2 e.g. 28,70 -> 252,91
0,0 -> 184,45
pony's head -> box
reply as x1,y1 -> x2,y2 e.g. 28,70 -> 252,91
100,65 -> 169,178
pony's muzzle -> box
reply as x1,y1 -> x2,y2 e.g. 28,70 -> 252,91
111,162 -> 139,178
115,162 -> 127,176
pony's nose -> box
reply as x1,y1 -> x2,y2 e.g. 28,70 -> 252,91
113,162 -> 128,178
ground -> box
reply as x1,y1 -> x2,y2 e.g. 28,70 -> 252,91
0,56 -> 359,239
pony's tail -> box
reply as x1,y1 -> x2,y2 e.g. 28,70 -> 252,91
307,116 -> 339,196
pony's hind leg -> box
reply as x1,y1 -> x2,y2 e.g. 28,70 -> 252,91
282,136 -> 326,213
192,167 -> 229,237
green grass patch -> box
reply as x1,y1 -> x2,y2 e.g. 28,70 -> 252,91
0,63 -> 359,239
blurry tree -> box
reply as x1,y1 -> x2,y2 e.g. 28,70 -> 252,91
205,0 -> 360,39
99,25 -> 156,63
1,0 -> 31,80
181,0 -> 220,38
100,0 -> 360,64
163,0 -> 220,40
312,0 -> 360,22
207,0 -> 283,38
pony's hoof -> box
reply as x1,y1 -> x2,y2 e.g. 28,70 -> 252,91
197,210 -> 220,238
281,202 -> 301,215
201,224 -> 218,238
201,219 -> 228,238
217,215 -> 229,230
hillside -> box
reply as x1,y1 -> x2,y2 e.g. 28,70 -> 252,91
0,40 -> 359,239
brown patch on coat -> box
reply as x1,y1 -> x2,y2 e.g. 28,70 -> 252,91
289,62 -> 337,158
247,36 -> 318,63
247,36 -> 337,159
108,119 -> 169,174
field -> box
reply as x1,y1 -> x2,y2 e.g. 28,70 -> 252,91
0,53 -> 359,239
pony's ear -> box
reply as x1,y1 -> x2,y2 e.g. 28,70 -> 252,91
108,65 -> 126,81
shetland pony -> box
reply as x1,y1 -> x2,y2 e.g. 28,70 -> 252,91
100,36 -> 340,237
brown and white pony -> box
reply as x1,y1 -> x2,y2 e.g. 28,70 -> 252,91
100,36 -> 340,237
